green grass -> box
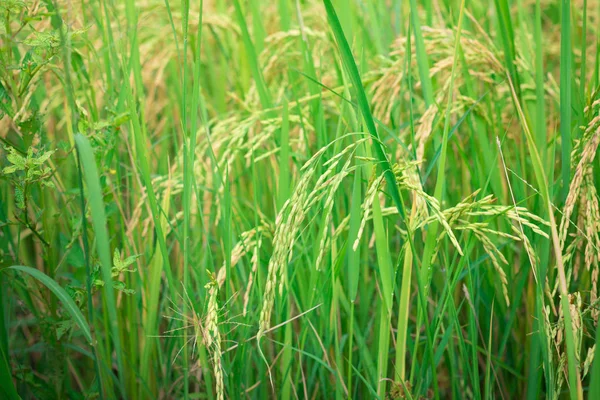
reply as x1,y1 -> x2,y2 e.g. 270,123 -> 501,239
1,0 -> 600,399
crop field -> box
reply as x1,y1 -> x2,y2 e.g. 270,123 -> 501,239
1,0 -> 600,398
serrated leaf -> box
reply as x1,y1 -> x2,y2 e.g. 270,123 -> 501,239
56,320 -> 76,340
2,165 -> 20,174
0,0 -> 26,13
112,281 -> 134,295
77,120 -> 88,134
93,120 -> 111,131
15,186 -> 25,209
32,150 -> 55,165
93,279 -> 104,287
122,255 -> 139,268
24,30 -> 61,50
66,285 -> 85,305
112,248 -> 139,274
112,112 -> 130,126
5,149 -> 25,169
112,248 -> 121,268
112,281 -> 125,290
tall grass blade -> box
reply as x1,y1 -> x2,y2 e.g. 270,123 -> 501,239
323,0 -> 405,220
408,0 -> 434,107
233,0 -> 271,109
74,134 -> 124,380
507,81 -> 582,400
560,0 -> 572,201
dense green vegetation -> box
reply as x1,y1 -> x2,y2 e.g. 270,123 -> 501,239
1,0 -> 600,398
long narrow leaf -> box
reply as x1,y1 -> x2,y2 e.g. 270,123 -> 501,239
8,265 -> 92,344
74,134 -> 125,379
323,0 -> 405,219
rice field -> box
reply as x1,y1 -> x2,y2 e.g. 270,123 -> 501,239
1,0 -> 600,398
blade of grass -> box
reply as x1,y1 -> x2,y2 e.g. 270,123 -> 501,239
534,0 -> 547,165
74,134 -> 125,385
413,0 -> 466,378
233,0 -> 271,109
347,166 -> 362,302
345,165 -> 362,398
279,0 -> 290,31
250,0 -> 266,55
0,343 -> 19,400
494,0 -> 521,100
322,0 -> 405,220
371,196 -> 393,396
507,79 -> 582,400
408,0 -> 434,107
420,0 -> 467,292
560,0 -> 573,202
278,99 -> 290,210
181,0 -> 204,395
589,318 -> 600,398
0,274 -> 19,400
394,240 -> 412,382
7,265 -> 92,344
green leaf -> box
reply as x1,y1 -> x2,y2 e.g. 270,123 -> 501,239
0,272 -> 19,400
31,150 -> 55,165
347,166 -> 362,302
0,83 -> 14,118
5,149 -> 25,170
112,112 -> 130,127
233,0 -> 271,109
14,186 -> 25,210
0,344 -> 20,400
112,248 -> 139,275
56,320 -> 76,340
0,0 -> 26,13
75,133 -> 125,376
559,0 -> 572,201
71,51 -> 90,82
322,0 -> 405,220
409,0 -> 434,107
112,281 -> 135,295
93,279 -> 104,288
121,256 -> 138,268
2,166 -> 20,175
24,30 -> 61,50
112,249 -> 121,269
590,317 -> 600,398
7,265 -> 92,344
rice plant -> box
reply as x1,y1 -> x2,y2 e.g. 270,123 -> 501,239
1,0 -> 600,398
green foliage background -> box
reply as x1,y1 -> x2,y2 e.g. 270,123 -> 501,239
1,0 -> 600,398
